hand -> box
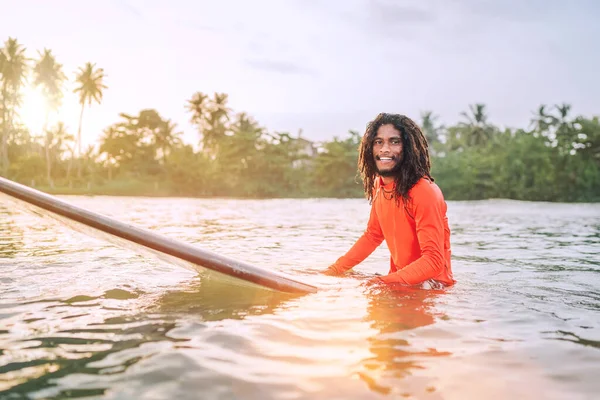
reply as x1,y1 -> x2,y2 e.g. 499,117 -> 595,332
365,276 -> 385,286
321,266 -> 339,276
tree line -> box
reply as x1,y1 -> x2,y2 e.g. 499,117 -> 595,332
1,37 -> 599,202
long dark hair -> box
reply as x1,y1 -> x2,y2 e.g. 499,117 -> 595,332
358,113 -> 433,205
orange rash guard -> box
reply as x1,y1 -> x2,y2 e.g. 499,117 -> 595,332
329,177 -> 455,286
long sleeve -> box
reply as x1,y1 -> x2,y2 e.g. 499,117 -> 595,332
329,203 -> 384,274
379,184 -> 446,285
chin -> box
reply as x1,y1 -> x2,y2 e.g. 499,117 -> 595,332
377,164 -> 401,177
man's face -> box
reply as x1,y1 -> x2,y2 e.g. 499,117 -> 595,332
373,124 -> 403,176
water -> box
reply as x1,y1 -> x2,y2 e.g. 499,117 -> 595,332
1,196 -> 599,399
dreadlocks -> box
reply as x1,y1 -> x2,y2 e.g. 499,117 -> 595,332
358,113 -> 433,205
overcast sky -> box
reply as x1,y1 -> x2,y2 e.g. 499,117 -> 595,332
2,0 -> 599,147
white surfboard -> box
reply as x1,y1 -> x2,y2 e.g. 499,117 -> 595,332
0,177 -> 318,294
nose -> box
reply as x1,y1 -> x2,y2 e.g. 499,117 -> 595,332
380,141 -> 391,153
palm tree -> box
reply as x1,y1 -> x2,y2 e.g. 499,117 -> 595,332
574,116 -> 600,164
232,112 -> 262,142
460,103 -> 488,126
44,121 -> 73,183
186,91 -> 209,127
0,37 -> 29,175
212,93 -> 229,118
186,91 -> 230,157
97,126 -> 121,180
33,48 -> 66,186
529,104 -> 552,135
203,92 -> 230,156
221,112 -> 263,171
459,103 -> 493,147
420,111 -> 444,155
553,103 -> 574,152
73,62 -> 107,160
554,103 -> 571,124
81,144 -> 97,183
154,119 -> 182,164
186,91 -> 210,152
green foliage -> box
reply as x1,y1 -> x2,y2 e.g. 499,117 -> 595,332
1,36 -> 599,202
431,114 -> 600,202
311,131 -> 363,198
9,152 -> 45,182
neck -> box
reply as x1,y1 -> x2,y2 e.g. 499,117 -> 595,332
381,176 -> 394,186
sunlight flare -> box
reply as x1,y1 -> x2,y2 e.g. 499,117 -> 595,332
19,86 -> 48,135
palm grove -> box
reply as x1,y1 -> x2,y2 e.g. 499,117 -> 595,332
1,38 -> 598,202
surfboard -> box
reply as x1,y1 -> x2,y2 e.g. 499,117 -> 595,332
0,177 -> 318,294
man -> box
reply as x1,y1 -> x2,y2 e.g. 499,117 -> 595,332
323,113 -> 455,287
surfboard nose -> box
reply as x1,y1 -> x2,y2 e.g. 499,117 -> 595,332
0,176 -> 318,294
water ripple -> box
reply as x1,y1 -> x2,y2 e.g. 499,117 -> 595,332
0,197 -> 599,399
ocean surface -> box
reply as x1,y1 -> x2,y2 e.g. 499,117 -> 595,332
0,195 -> 599,399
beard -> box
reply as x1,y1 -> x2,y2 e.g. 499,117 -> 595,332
375,155 -> 402,177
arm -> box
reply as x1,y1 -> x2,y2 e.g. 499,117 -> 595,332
379,184 -> 446,285
326,203 -> 384,275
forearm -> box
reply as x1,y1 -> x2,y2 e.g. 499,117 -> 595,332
329,232 -> 383,274
379,252 -> 444,285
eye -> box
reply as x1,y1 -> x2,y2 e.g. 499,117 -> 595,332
373,139 -> 383,146
391,138 -> 401,145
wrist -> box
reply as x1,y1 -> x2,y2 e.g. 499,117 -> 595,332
323,265 -> 340,275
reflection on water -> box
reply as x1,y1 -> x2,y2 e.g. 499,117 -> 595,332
0,264 -> 305,399
0,196 -> 599,399
3,314 -> 185,398
153,277 -> 296,320
2,290 -> 162,393
358,287 -> 450,397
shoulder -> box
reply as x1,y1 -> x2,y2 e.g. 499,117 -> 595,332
409,178 -> 445,206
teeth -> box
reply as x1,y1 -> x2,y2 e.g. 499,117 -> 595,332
379,157 -> 392,161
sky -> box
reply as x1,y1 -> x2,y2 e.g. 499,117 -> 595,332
1,0 -> 600,148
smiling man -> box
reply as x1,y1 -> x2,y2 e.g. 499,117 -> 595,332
323,113 -> 455,288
